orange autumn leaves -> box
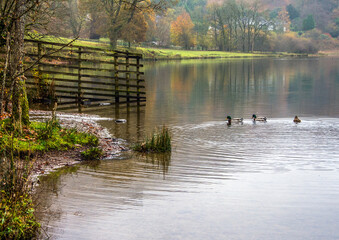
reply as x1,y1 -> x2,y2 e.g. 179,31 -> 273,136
0,112 -> 11,120
170,11 -> 196,49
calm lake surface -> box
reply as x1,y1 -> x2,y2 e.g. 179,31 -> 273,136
36,57 -> 339,240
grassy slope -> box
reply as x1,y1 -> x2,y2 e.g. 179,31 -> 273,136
26,36 -> 305,60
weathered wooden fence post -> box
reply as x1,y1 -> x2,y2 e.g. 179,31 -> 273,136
37,42 -> 42,72
126,54 -> 130,105
114,54 -> 119,103
136,56 -> 141,106
77,47 -> 82,111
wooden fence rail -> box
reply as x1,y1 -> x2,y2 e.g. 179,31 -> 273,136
24,39 -> 146,110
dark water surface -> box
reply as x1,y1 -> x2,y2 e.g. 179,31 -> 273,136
36,58 -> 339,240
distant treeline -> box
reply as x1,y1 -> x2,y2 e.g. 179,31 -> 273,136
32,0 -> 339,53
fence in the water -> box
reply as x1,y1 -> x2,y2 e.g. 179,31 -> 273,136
24,39 -> 146,110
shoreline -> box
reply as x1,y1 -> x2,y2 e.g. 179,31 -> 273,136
142,52 -> 309,61
29,110 -> 126,183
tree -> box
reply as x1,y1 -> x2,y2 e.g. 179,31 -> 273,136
43,0 -> 84,38
235,0 -> 249,52
244,0 -> 271,52
249,9 -> 271,52
286,4 -> 299,20
68,0 -> 83,37
207,3 -> 220,50
99,0 -> 174,48
207,0 -> 239,51
328,8 -> 339,37
170,11 -> 196,49
0,0 -> 43,127
79,0 -> 105,39
119,11 -> 148,47
1,0 -> 75,129
144,7 -> 156,42
302,14 -> 315,31
278,8 -> 291,32
191,5 -> 210,50
235,0 -> 269,52
206,0 -> 271,52
155,9 -> 176,47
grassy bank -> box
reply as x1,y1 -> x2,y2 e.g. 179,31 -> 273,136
132,47 -> 306,60
0,119 -> 99,156
25,35 -> 307,60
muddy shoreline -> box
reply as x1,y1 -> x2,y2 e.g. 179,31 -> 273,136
29,110 -> 127,182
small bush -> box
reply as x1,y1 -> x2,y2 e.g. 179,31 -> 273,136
133,126 -> 172,153
272,32 -> 319,54
0,155 -> 40,239
36,119 -> 60,140
0,192 -> 40,239
81,147 -> 104,161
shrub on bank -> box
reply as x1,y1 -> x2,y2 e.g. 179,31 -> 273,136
0,192 -> 40,239
0,153 -> 40,239
267,32 -> 319,54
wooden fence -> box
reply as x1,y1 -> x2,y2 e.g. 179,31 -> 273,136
24,39 -> 146,110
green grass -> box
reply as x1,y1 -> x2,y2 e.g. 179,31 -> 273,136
133,126 -> 172,153
26,34 -> 111,50
133,47 -> 308,60
0,118 -> 99,156
25,34 -> 305,60
134,47 -> 268,59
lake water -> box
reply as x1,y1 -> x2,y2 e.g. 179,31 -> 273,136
36,57 -> 339,240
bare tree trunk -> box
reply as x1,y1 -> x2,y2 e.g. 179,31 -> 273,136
0,31 -> 11,115
68,0 -> 81,37
252,39 -> 255,52
109,31 -> 118,49
10,0 -> 30,128
89,17 -> 100,39
247,27 -> 251,53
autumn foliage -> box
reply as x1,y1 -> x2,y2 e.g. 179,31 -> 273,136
170,11 -> 196,49
119,11 -> 148,45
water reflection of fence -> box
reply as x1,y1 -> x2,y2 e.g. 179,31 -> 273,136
25,39 -> 146,110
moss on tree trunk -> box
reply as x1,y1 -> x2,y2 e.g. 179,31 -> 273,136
12,78 -> 30,127
9,0 -> 30,128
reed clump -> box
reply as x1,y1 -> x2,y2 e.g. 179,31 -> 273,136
133,126 -> 171,153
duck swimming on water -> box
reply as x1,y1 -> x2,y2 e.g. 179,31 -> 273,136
226,116 -> 243,125
252,114 -> 267,122
293,116 -> 301,123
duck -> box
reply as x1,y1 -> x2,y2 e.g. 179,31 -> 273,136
115,119 -> 127,123
226,116 -> 243,125
252,114 -> 267,122
293,116 -> 301,123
